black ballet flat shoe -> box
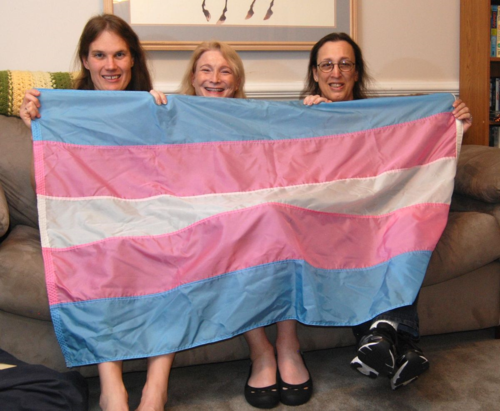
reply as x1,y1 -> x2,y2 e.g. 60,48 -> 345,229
277,355 -> 313,406
244,364 -> 280,409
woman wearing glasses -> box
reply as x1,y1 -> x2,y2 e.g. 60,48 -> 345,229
302,32 -> 367,103
302,32 -> 472,391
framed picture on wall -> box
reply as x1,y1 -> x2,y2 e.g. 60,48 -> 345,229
104,0 -> 357,51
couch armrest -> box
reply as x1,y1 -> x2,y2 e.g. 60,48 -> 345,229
455,145 -> 500,203
424,211 -> 500,287
0,115 -> 38,229
0,184 -> 8,238
451,193 -> 500,224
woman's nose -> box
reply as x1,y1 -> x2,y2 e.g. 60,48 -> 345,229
105,57 -> 117,70
330,64 -> 341,76
211,71 -> 220,82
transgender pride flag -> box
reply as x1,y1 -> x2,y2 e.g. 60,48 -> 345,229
32,90 -> 461,367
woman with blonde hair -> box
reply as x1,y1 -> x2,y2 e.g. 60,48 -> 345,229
179,40 -> 246,99
179,40 -> 312,409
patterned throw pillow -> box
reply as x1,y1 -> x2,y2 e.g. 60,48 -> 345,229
0,70 -> 77,117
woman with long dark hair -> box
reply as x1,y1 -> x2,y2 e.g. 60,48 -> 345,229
20,14 -> 171,411
302,31 -> 472,391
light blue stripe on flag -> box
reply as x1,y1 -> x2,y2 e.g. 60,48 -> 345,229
52,251 -> 430,366
32,90 -> 456,146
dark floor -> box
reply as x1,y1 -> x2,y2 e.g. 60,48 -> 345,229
87,328 -> 500,410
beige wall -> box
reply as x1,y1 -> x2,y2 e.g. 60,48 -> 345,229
0,0 -> 460,98
358,0 -> 460,95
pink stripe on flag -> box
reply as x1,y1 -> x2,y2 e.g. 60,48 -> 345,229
46,202 -> 450,305
35,114 -> 456,199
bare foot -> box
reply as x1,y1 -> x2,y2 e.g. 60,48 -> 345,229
99,388 -> 129,411
135,381 -> 167,411
276,348 -> 309,385
248,347 -> 277,388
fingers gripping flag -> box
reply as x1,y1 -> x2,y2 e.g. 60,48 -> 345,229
32,91 -> 461,366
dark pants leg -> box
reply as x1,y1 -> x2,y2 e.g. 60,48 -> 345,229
352,294 -> 421,343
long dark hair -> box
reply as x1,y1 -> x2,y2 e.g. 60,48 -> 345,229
301,32 -> 370,100
75,14 -> 152,91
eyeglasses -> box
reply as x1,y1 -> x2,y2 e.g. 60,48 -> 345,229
317,60 -> 356,73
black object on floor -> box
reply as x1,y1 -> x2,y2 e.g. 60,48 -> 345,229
0,349 -> 88,411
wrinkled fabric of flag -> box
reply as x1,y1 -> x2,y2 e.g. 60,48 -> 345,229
32,90 -> 462,367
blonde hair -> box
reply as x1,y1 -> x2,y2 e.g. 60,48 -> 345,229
179,40 -> 246,99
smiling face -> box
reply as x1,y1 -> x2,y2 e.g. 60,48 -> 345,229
82,30 -> 134,91
313,40 -> 358,102
191,50 -> 239,98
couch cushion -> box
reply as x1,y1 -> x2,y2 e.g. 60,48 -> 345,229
423,211 -> 500,287
451,193 -> 500,224
455,145 -> 500,203
0,115 -> 38,229
0,225 -> 50,320
420,262 -> 500,336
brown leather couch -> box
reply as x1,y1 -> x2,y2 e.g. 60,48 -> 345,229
1,113 -> 499,377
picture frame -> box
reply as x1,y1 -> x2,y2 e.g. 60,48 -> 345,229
103,0 -> 357,51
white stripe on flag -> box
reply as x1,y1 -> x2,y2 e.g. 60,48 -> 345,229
41,158 -> 456,249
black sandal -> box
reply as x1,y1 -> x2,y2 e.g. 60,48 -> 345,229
277,354 -> 313,406
244,364 -> 280,409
